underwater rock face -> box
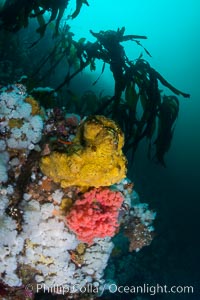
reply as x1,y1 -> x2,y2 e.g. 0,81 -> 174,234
40,115 -> 127,188
0,84 -> 156,299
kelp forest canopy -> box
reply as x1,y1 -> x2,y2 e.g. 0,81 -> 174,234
0,0 -> 190,166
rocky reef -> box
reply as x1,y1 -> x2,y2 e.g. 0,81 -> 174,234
0,83 -> 156,299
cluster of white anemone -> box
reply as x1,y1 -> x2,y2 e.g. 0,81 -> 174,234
0,185 -> 114,289
0,85 -> 43,183
0,86 -> 43,151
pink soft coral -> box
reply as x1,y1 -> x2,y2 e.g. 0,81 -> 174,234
66,187 -> 124,244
